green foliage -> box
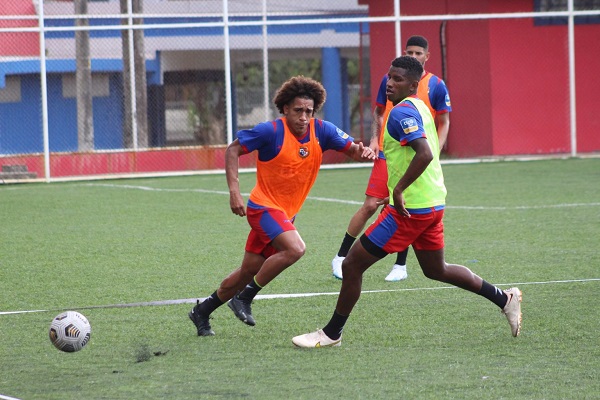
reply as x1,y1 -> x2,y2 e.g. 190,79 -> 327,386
268,58 -> 322,88
235,59 -> 323,91
0,158 -> 599,399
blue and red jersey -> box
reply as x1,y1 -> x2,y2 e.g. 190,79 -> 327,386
238,118 -> 353,161
375,71 -> 452,117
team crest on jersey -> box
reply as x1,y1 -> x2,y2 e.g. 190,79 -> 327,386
336,127 -> 349,139
299,146 -> 310,158
400,117 -> 418,134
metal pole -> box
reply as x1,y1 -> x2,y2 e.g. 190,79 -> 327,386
567,0 -> 577,156
127,0 -> 138,150
223,0 -> 233,144
394,0 -> 401,57
37,0 -> 51,181
262,0 -> 269,121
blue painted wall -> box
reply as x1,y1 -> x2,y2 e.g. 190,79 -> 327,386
0,73 -> 124,154
321,48 -> 351,134
0,75 -> 42,154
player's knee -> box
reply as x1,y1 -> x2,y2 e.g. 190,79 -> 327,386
280,242 -> 305,264
360,202 -> 379,217
290,243 -> 306,261
421,265 -> 446,281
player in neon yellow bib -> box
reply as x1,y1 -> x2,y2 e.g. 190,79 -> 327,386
384,95 -> 446,209
293,56 -> 523,348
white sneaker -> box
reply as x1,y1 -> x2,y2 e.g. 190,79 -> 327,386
292,329 -> 342,348
502,287 -> 522,337
385,264 -> 407,282
332,255 -> 344,280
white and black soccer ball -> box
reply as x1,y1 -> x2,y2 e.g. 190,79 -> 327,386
49,311 -> 91,353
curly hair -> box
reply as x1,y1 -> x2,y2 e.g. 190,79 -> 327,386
273,76 -> 327,115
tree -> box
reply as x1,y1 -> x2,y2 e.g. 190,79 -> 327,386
75,0 -> 93,151
120,0 -> 148,148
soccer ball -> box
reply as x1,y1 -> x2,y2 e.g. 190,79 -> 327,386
49,311 -> 91,353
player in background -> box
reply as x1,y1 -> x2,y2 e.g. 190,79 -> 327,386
331,35 -> 452,282
189,76 -> 376,336
293,56 -> 522,348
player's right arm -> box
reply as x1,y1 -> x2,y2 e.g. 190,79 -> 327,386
226,121 -> 276,216
225,139 -> 246,217
370,104 -> 385,154
370,74 -> 390,154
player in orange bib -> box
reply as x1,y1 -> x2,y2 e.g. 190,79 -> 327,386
189,76 -> 376,336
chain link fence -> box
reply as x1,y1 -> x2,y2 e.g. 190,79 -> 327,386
0,0 -> 598,181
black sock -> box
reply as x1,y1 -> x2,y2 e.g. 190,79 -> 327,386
322,310 -> 349,340
338,232 -> 357,257
238,277 -> 263,302
197,291 -> 224,315
395,248 -> 409,265
477,280 -> 509,309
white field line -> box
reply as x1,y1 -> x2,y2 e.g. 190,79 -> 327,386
448,203 -> 600,210
0,394 -> 22,400
1,278 -> 598,316
86,183 -> 600,210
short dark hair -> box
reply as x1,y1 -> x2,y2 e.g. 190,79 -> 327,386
391,55 -> 423,82
273,76 -> 327,114
406,35 -> 428,50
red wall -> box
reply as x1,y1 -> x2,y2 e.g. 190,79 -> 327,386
0,146 -> 352,179
0,1 -> 39,57
362,0 -> 600,156
573,23 -> 600,153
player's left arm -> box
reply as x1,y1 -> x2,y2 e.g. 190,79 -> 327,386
436,112 -> 450,151
318,120 -> 376,161
431,79 -> 452,151
344,141 -> 376,161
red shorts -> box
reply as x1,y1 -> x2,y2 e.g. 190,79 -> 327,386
245,205 -> 296,258
365,157 -> 389,199
364,205 -> 445,254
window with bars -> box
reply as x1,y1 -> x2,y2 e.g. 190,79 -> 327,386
535,0 -> 600,24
